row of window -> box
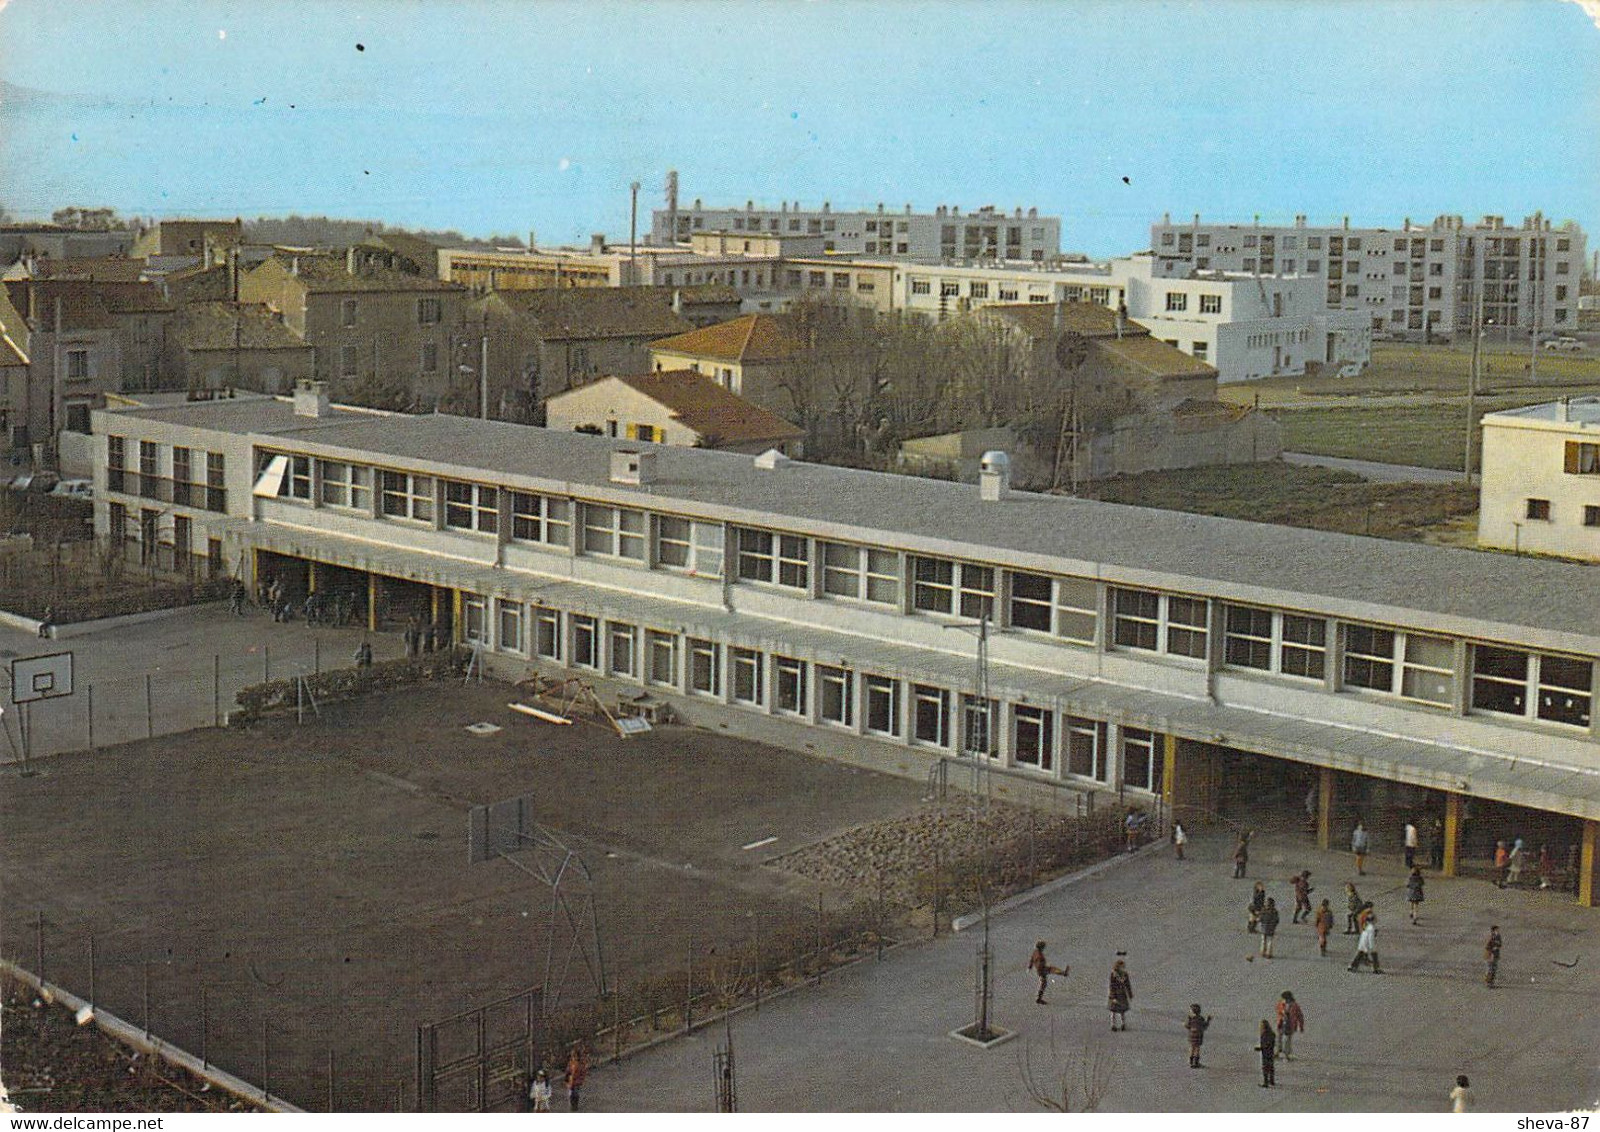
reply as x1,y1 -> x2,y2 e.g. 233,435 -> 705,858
336,297 -> 445,328
1524,496 -> 1600,530
463,599 -> 1164,789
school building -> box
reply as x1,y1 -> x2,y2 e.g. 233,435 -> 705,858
89,383 -> 1600,904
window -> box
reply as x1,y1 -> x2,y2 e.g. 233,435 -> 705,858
341,299 -> 358,327
775,657 -> 808,715
999,288 -> 1018,302
1281,614 -> 1328,679
1111,588 -> 1160,651
1055,577 -> 1098,643
463,595 -> 488,644
969,281 -> 989,299
689,638 -> 720,696
833,272 -> 850,290
1122,728 -> 1160,792
1564,443 -> 1600,475
1192,342 -> 1208,361
1165,291 -> 1188,312
65,349 -> 89,381
606,622 -> 637,677
1199,294 -> 1221,314
1009,572 -> 1052,632
822,543 -> 899,604
582,504 -> 646,559
1242,259 -> 1256,274
962,696 -> 997,757
819,666 -> 853,726
1342,625 -> 1395,691
736,529 -> 808,588
444,481 -> 499,534
380,470 -> 435,522
1166,597 -> 1208,657
417,297 -> 442,325
1012,704 -> 1054,770
1586,505 -> 1600,528
1066,716 -> 1108,780
913,685 -> 951,747
1224,605 -> 1273,670
1306,260 -> 1321,273
731,647 -> 764,705
911,558 -> 993,618
864,675 -> 899,736
572,615 -> 599,668
496,600 -> 523,653
1472,647 -> 1591,727
1347,238 -> 1362,252
940,282 -> 960,298
534,607 -> 561,660
1343,625 -> 1454,704
1400,634 -> 1454,704
421,342 -> 438,373
172,447 -> 192,501
510,493 -> 572,547
107,435 -> 126,481
911,279 -> 931,295
1526,498 -> 1551,521
656,516 -> 723,576
340,345 -> 358,377
320,461 -> 372,510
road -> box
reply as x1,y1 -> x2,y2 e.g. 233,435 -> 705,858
1281,452 -> 1473,486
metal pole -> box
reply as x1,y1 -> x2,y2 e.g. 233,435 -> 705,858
685,931 -> 694,1032
629,181 -> 641,286
142,962 -> 150,1038
145,673 -> 153,739
262,1020 -> 270,1101
88,934 -> 96,1006
612,984 -> 622,1064
213,654 -> 220,727
87,684 -> 93,751
328,1048 -> 336,1112
315,637 -> 321,676
36,911 -> 44,980
814,889 -> 824,985
264,645 -> 270,683
480,334 -> 490,420
201,987 -> 208,1070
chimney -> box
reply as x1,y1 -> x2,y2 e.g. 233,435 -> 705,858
346,245 -> 358,275
293,378 -> 330,418
671,289 -> 683,315
610,447 -> 656,485
590,233 -> 606,255
978,451 -> 1011,502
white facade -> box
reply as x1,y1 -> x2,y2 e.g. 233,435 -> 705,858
1151,213 -> 1587,342
892,255 -> 1369,382
1479,397 -> 1600,559
652,199 -> 1061,262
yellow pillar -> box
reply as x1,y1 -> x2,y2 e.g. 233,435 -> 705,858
367,574 -> 379,632
1317,766 -> 1335,851
307,561 -> 317,594
431,586 -> 441,626
452,589 -> 463,644
1580,820 -> 1598,909
1442,792 -> 1464,878
1161,733 -> 1178,810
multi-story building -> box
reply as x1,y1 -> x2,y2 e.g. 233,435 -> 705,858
238,250 -> 469,404
1478,397 -> 1600,559
88,385 -> 1600,905
1150,213 -> 1587,342
652,199 -> 1061,262
894,256 -> 1369,382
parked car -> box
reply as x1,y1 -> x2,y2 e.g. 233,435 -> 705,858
50,478 -> 93,500
1544,336 -> 1584,353
8,471 -> 60,494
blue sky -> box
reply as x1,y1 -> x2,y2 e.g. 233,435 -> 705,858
0,0 -> 1596,258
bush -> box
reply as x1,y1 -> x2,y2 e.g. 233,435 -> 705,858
231,650 -> 470,724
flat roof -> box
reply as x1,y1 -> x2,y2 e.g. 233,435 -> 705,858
104,394 -> 1600,646
1485,397 -> 1600,427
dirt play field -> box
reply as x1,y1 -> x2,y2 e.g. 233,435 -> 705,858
0,680 -> 928,1111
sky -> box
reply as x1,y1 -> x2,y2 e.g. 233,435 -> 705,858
0,0 -> 1597,259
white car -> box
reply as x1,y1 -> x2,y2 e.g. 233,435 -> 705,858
50,478 -> 93,500
1543,337 -> 1584,353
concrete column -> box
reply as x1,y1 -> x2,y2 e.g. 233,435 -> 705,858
307,561 -> 318,595
1442,791 -> 1464,878
367,574 -> 379,632
1580,820 -> 1598,909
452,589 -> 463,644
1160,733 -> 1178,827
1317,766 -> 1336,851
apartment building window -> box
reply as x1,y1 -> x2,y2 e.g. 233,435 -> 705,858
897,243 -> 909,254
731,647 -> 764,706
607,622 -> 637,678
1587,505 -> 1600,528
1009,572 -> 1052,631
864,675 -> 900,736
380,470 -> 434,521
1223,605 -> 1327,679
1342,625 -> 1454,704
688,638 -> 720,696
582,503 -> 646,559
1556,286 -> 1568,302
1066,716 -> 1108,781
463,595 -> 488,644
571,614 -> 599,668
969,281 -> 990,299
655,516 -> 723,576
1347,238 -> 1362,251
341,299 -> 358,327
172,447 -> 192,502
106,435 -> 126,487
1471,646 -> 1591,728
340,345 -> 358,377
420,342 -> 438,373
911,279 -> 931,295
1199,294 -> 1222,314
497,600 -> 523,654
808,271 -> 825,288
1012,704 -> 1054,770
822,543 -> 900,604
417,297 -> 442,325
319,461 -> 372,510
771,656 -> 807,715
1306,260 -> 1321,273
787,270 -> 803,287
737,529 -> 808,588
1161,232 -> 1176,247
911,558 -> 994,618
999,288 -> 1019,302
940,282 -> 960,298
819,665 -> 853,726
1242,259 -> 1256,273
833,272 -> 850,290
206,452 -> 225,510
1165,292 -> 1188,312
1556,261 -> 1570,275
1243,235 -> 1257,248
1557,238 -> 1571,252
1122,728 -> 1161,792
510,492 -> 572,546
1526,498 -> 1551,521
1190,341 -> 1207,361
66,349 -> 89,381
534,607 -> 562,660
445,481 -> 499,533
1347,285 -> 1360,298
1307,236 -> 1322,249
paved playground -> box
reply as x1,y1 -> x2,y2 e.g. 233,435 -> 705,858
591,814 -> 1600,1114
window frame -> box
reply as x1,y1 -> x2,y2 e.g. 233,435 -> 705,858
912,684 -> 952,748
444,480 -> 499,534
582,502 -> 646,560
1012,703 -> 1055,771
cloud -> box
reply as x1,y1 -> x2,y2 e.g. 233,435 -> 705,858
1564,0 -> 1600,33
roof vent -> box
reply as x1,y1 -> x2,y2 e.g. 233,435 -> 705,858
978,450 -> 1011,501
293,378 -> 330,418
610,447 -> 656,485
753,448 -> 791,470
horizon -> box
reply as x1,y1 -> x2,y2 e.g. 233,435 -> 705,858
1,1 -> 1597,259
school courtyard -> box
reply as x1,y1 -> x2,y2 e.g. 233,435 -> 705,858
592,814 -> 1600,1114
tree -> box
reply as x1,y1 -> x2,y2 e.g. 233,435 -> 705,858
1020,1026 -> 1115,1112
337,370 -> 417,413
50,206 -> 127,231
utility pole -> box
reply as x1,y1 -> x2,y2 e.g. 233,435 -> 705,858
1528,230 -> 1542,385
629,182 -> 641,287
1465,245 -> 1484,484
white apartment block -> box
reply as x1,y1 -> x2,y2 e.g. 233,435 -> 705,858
1479,397 -> 1600,559
893,255 -> 1369,382
651,199 -> 1061,262
1151,213 -> 1586,342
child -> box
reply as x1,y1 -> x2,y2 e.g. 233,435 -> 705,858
1406,867 -> 1426,924
1254,1020 -> 1277,1087
528,1069 -> 552,1112
1313,898 -> 1334,955
1185,1004 -> 1211,1068
1275,991 -> 1305,1060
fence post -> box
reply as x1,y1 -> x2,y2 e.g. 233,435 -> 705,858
264,645 -> 270,684
814,889 -> 824,985
144,673 -> 153,740
142,962 -> 150,1038
201,987 -> 208,1070
685,932 -> 694,1033
213,654 -> 221,727
35,911 -> 44,981
88,934 -> 96,1006
86,683 -> 94,751
328,1047 -> 335,1113
262,1020 -> 270,1101
315,638 -> 321,676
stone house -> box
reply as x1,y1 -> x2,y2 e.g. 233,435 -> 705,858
543,370 -> 804,455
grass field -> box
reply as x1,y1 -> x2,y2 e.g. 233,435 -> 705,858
1084,461 -> 1478,540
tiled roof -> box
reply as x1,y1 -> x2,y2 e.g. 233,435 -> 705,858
2,280 -> 121,330
174,302 -> 311,352
605,370 -> 803,445
974,301 -> 1126,339
1096,332 -> 1216,380
489,286 -> 696,341
256,253 -> 466,294
92,281 -> 174,315
648,313 -> 806,363
29,256 -> 146,282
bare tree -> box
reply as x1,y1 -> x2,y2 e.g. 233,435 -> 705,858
1020,1024 -> 1115,1112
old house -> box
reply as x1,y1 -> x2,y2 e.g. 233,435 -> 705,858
645,312 -> 810,414
544,370 -> 804,455
165,302 -> 316,394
